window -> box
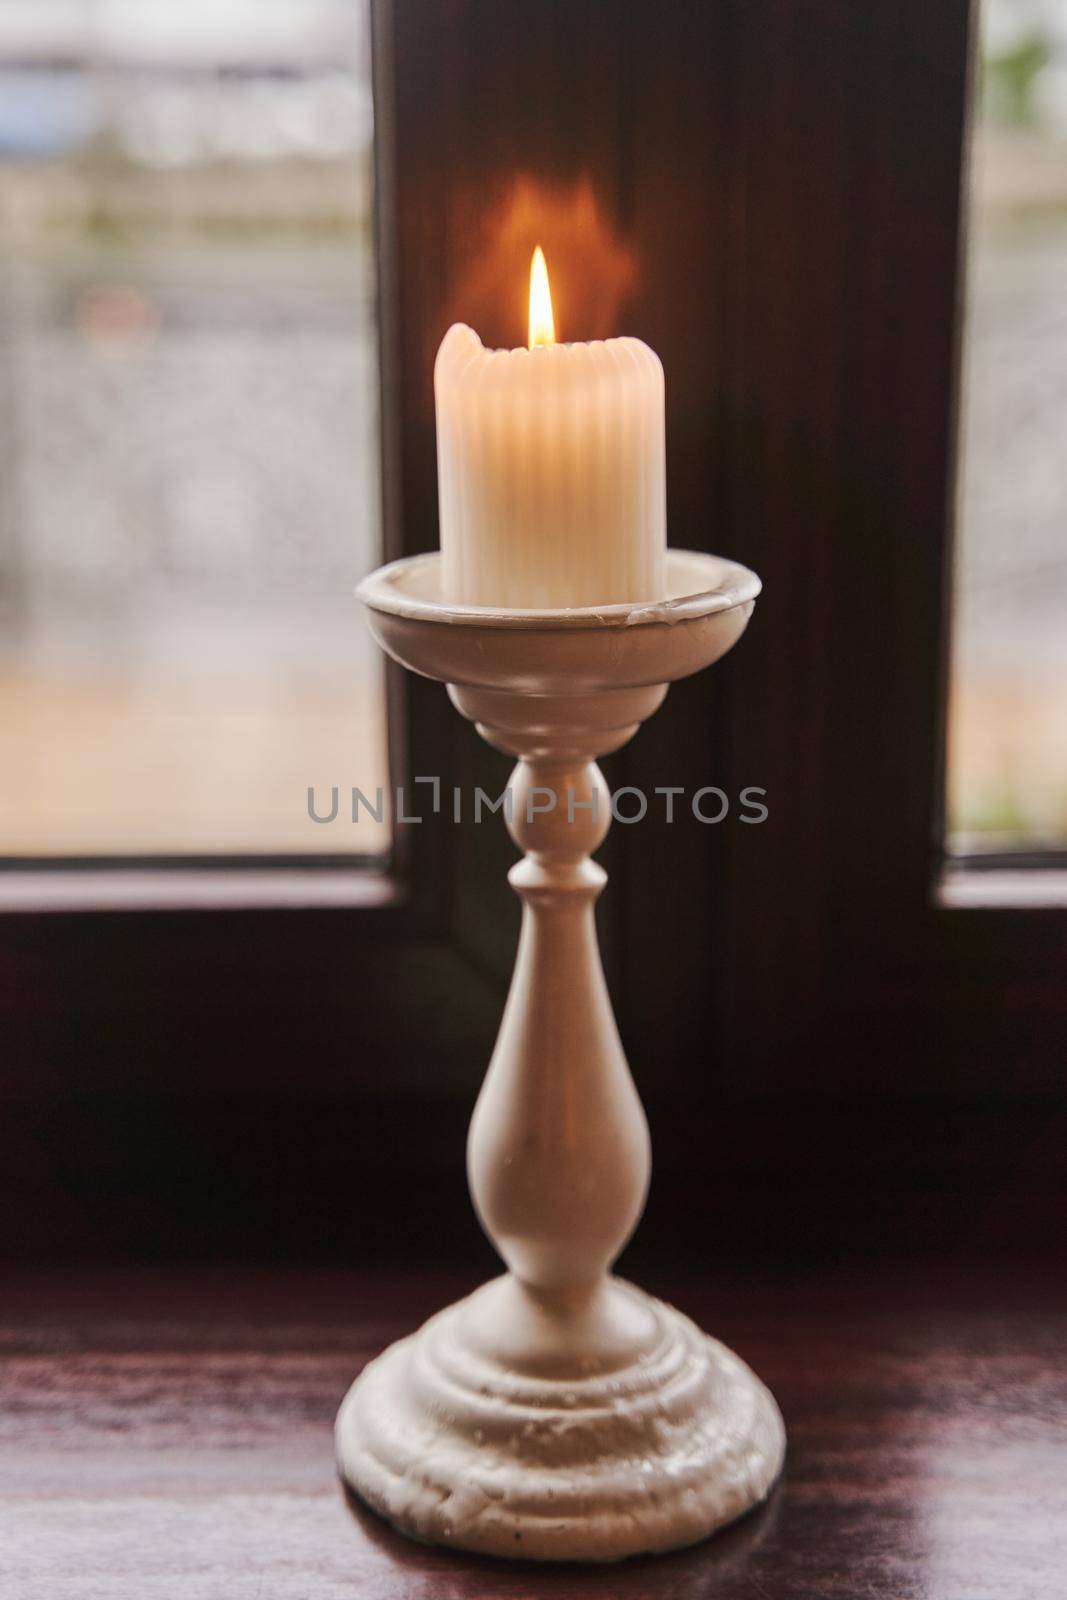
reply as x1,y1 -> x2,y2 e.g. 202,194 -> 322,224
947,0 -> 1067,855
0,0 -> 1060,1270
0,0 -> 387,860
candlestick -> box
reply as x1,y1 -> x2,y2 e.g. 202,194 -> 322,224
337,549 -> 785,1563
434,250 -> 666,608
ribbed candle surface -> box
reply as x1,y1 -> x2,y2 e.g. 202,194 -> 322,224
434,324 -> 666,608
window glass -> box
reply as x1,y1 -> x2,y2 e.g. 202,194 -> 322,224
0,1 -> 387,856
948,0 -> 1067,852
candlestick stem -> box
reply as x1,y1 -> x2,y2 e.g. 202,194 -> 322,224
469,754 -> 650,1297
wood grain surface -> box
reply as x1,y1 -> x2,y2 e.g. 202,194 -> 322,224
2,1267 -> 1064,1598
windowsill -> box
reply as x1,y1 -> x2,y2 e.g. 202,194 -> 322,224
938,864 -> 1067,910
0,866 -> 399,914
3,1263 -> 1063,1600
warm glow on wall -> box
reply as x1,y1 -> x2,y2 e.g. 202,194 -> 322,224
445,176 -> 635,347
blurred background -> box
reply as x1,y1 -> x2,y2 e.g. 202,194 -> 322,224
0,0 -> 1059,1280
948,0 -> 1067,852
0,0 -> 1063,863
0,0 -> 387,856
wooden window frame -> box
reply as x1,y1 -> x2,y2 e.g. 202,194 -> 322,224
2,0 -> 1062,1268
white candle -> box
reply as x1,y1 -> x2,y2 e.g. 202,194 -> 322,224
434,248 -> 666,608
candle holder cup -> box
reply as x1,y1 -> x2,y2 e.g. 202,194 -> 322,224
337,549 -> 785,1562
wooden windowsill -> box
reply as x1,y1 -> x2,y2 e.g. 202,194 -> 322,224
939,864 -> 1067,910
0,865 -> 399,914
3,1265 -> 1063,1598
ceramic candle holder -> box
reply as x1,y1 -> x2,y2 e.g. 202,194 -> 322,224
336,549 -> 785,1563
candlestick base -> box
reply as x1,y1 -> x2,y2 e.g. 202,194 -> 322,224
337,1274 -> 783,1562
341,551 -> 783,1563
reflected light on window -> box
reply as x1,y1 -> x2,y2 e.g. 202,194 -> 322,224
947,0 -> 1067,852
0,1 -> 387,858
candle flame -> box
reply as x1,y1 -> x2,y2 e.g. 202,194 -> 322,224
528,246 -> 556,348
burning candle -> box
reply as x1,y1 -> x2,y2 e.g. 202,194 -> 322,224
434,248 -> 666,608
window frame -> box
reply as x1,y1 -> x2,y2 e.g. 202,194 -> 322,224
2,0 -> 1063,1269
